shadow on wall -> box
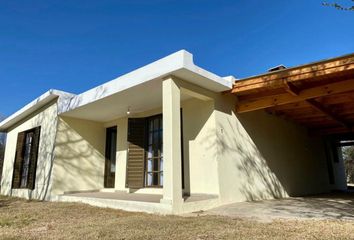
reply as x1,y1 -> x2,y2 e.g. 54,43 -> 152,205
182,98 -> 217,195
4,102 -> 59,200
3,86 -> 113,200
194,90 -> 333,203
211,99 -> 329,202
236,110 -> 329,197
2,108 -> 106,200
217,114 -> 287,202
30,104 -> 60,200
188,96 -> 287,202
27,91 -> 107,200
51,117 -> 105,195
63,82 -> 109,113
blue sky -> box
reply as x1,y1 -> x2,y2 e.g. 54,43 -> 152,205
0,0 -> 353,116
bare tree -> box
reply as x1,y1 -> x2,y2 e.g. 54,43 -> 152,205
323,1 -> 354,10
343,146 -> 354,183
0,114 -> 6,185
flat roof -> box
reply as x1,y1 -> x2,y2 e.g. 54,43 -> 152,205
62,50 -> 232,114
0,50 -> 233,130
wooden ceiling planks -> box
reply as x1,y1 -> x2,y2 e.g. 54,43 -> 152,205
231,53 -> 354,135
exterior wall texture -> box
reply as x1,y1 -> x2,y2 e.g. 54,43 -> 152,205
214,94 -> 332,204
0,101 -> 58,200
50,116 -> 105,196
181,98 -> 219,195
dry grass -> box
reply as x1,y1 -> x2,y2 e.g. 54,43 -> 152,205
0,195 -> 354,240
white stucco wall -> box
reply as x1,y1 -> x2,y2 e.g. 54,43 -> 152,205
0,101 -> 58,200
50,116 -> 105,195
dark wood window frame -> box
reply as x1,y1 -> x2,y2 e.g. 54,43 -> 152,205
104,126 -> 117,188
144,114 -> 163,188
144,110 -> 184,188
126,111 -> 184,189
12,127 -> 41,190
20,130 -> 34,188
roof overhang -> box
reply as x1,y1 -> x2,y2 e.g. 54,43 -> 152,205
60,50 -> 233,115
0,90 -> 75,131
231,53 -> 354,136
1,50 -> 233,128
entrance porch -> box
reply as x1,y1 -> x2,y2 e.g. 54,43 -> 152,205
57,191 -> 219,214
52,71 -> 223,214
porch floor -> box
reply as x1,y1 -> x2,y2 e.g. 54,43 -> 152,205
63,191 -> 218,203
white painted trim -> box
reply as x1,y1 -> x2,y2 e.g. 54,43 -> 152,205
1,50 -> 235,130
0,89 -> 75,131
61,50 -> 233,114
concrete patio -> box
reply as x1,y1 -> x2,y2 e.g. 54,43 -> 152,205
62,191 -> 217,203
196,191 -> 354,222
56,191 -> 219,214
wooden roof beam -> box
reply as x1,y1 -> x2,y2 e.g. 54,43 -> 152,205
305,99 -> 351,129
232,55 -> 354,94
282,81 -> 351,129
282,81 -> 350,129
283,80 -> 300,96
236,78 -> 354,113
310,126 -> 354,136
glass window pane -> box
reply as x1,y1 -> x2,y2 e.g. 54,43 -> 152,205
148,132 -> 153,144
147,159 -> 153,171
160,158 -> 163,171
21,132 -> 33,188
153,159 -> 158,171
149,120 -> 153,131
153,132 -> 158,146
147,146 -> 153,158
153,173 -> 158,186
160,172 -> 163,186
110,162 -> 116,173
145,115 -> 163,187
146,173 -> 153,186
110,132 -> 116,173
154,118 -> 159,130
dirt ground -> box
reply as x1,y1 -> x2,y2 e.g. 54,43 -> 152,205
0,195 -> 354,240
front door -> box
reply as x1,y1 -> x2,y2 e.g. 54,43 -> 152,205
104,126 -> 117,188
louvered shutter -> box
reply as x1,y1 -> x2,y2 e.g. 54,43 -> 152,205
126,118 -> 146,189
12,132 -> 25,189
28,127 -> 41,190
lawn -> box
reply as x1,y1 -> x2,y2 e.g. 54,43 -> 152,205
0,195 -> 353,240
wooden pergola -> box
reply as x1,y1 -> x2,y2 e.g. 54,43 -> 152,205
231,53 -> 354,135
